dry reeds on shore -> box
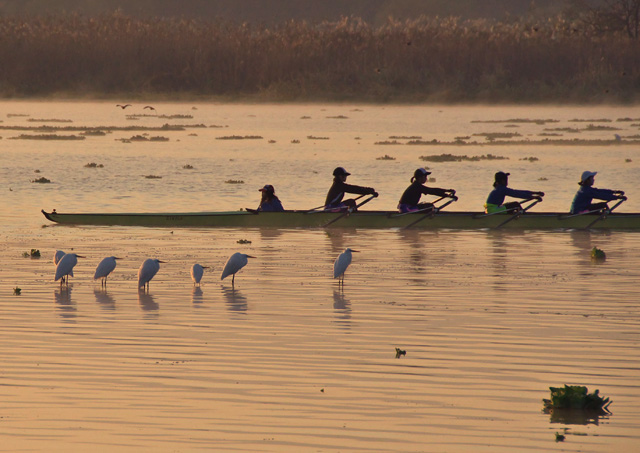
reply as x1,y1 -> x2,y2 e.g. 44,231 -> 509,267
0,13 -> 638,102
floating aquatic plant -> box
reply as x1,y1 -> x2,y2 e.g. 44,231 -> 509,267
473,132 -> 522,140
291,139 -> 300,144
307,135 -> 329,140
470,118 -> 558,125
13,287 -> 21,295
374,140 -> 402,145
84,162 -> 104,168
23,249 -> 40,258
237,239 -> 252,244
591,247 -> 606,261
144,175 -> 162,179
389,135 -> 422,139
81,130 -> 107,136
12,134 -> 85,140
395,348 -> 406,358
376,154 -> 396,160
225,179 -> 244,184
182,164 -> 194,169
625,158 -> 632,163
216,135 -> 263,140
326,115 -> 348,119
27,118 -> 72,123
419,153 -> 508,162
543,385 -> 611,412
31,177 -> 51,183
520,156 -> 539,162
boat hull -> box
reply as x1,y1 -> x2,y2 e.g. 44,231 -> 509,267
41,209 -> 640,230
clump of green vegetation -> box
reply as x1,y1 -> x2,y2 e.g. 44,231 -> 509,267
216,135 -> 263,140
584,124 -> 621,131
470,119 -> 558,125
569,118 -> 611,123
591,247 -> 606,261
374,140 -> 402,145
555,432 -> 565,442
225,179 -> 244,184
326,115 -> 348,119
144,175 -> 162,179
237,239 -> 252,244
376,154 -> 396,160
395,348 -> 406,358
538,177 -> 549,181
183,164 -> 194,169
24,249 -> 41,258
27,118 -> 73,123
12,134 -> 85,140
473,132 -> 522,140
13,287 -> 21,295
300,116 -> 311,119
307,135 -> 329,140
543,385 -> 611,412
520,156 -> 539,162
31,177 -> 51,183
84,162 -> 104,168
389,135 -> 422,139
291,139 -> 300,144
625,158 -> 632,163
544,127 -> 580,133
419,153 -> 508,162
81,130 -> 107,136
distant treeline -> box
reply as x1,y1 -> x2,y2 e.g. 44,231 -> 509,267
0,13 -> 638,103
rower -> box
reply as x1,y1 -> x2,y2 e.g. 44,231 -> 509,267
257,184 -> 284,212
484,171 -> 544,214
324,167 -> 378,212
570,171 -> 626,214
397,168 -> 456,213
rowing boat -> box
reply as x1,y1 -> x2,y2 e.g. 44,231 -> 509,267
41,209 -> 640,230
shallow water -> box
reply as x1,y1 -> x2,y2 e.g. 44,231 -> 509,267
1,101 -> 640,451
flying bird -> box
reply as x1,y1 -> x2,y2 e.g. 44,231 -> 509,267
116,104 -> 131,109
143,105 -> 155,111
138,258 -> 165,291
333,248 -> 359,285
220,253 -> 254,287
191,264 -> 209,286
94,256 -> 121,287
55,253 -> 84,286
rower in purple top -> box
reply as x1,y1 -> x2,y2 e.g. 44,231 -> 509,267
570,171 -> 625,214
397,168 -> 456,213
324,167 -> 378,212
484,171 -> 544,214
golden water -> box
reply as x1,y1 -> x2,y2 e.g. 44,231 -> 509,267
1,101 -> 639,451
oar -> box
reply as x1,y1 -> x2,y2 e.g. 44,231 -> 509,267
494,198 -> 541,229
322,194 -> 377,227
305,194 -> 367,214
402,196 -> 458,230
585,198 -> 626,229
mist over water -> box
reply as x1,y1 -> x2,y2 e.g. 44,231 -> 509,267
1,101 -> 640,451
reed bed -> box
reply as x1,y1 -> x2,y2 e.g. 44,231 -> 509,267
0,13 -> 638,102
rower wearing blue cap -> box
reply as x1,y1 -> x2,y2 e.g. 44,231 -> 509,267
324,167 -> 378,212
570,171 -> 625,214
398,168 -> 456,213
485,171 -> 544,213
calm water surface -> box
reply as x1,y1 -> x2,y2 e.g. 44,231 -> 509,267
1,101 -> 639,451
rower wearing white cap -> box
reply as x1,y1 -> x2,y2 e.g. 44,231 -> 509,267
398,168 -> 456,213
484,171 -> 544,214
324,167 -> 378,212
570,171 -> 625,214
257,184 -> 284,212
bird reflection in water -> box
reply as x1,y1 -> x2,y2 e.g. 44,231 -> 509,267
138,291 -> 159,311
221,286 -> 247,313
192,286 -> 204,305
54,287 -> 76,321
94,288 -> 116,310
332,289 -> 352,328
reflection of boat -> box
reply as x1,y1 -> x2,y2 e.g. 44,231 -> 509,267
42,209 -> 640,230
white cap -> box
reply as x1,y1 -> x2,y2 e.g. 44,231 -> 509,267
580,171 -> 597,183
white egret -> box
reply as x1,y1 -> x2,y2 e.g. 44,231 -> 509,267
191,264 -> 209,286
55,253 -> 84,286
138,258 -> 165,291
220,253 -> 255,286
333,248 -> 359,285
54,250 -> 70,283
94,256 -> 122,287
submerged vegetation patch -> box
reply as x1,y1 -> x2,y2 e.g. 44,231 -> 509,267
216,135 -> 263,140
31,177 -> 51,183
225,179 -> 245,184
84,162 -> 104,168
376,154 -> 396,160
12,134 -> 84,140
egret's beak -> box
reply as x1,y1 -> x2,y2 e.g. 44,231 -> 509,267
76,255 -> 86,258
202,266 -> 210,269
246,256 -> 256,259
158,260 -> 167,263
351,250 -> 360,253
114,257 -> 124,260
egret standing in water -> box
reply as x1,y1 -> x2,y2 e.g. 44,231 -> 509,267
94,256 -> 121,287
191,263 -> 209,286
55,253 -> 84,286
54,250 -> 69,283
333,248 -> 359,286
220,253 -> 254,287
138,258 -> 165,292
